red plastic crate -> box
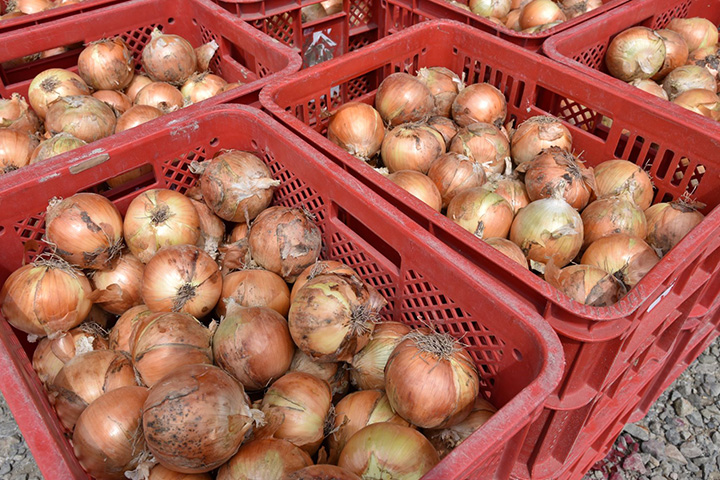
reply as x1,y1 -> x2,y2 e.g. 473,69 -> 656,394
543,0 -> 720,138
0,0 -> 127,35
0,105 -> 563,479
382,0 -> 630,51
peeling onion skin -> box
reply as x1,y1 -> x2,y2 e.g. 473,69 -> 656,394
28,68 -> 91,120
427,152 -> 487,209
581,234 -> 660,288
510,115 -> 573,166
545,263 -> 623,307
109,305 -> 153,355
581,195 -> 647,250
449,122 -> 509,176
30,133 -> 86,165
216,438 -> 312,480
451,83 -> 507,128
44,95 -> 117,143
645,200 -> 705,256
416,66 -> 464,117
605,27 -> 666,82
291,260 -> 359,303
425,397 -> 497,459
33,324 -> 108,387
381,123 -> 446,173
78,38 -> 135,91
142,30 -> 198,85
593,159 -> 654,210
91,251 -> 145,315
216,269 -> 291,318
652,29 -> 689,81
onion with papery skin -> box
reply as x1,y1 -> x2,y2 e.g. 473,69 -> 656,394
12,0 -> 53,14
447,187 -> 514,239
197,150 -> 279,223
469,0 -> 511,18
0,93 -> 41,134
506,9 -> 522,30
0,128 -> 38,173
687,45 -> 720,79
51,350 -> 137,431
630,78 -> 670,100
449,122 -> 510,175
327,102 -> 386,162
149,464 -> 213,479
425,397 -> 497,459
667,17 -> 719,53
28,69 -> 90,119
142,244 -> 222,318
135,82 -> 184,114
581,194 -> 647,249
338,422 -> 440,478
220,82 -> 243,93
581,234 -> 660,288
328,390 -> 411,464
482,169 -> 530,214
485,237 -> 529,268
93,90 -> 133,114
73,386 -> 149,480
386,328 -> 479,428
142,29 -> 198,85
189,198 -> 224,259
349,321 -> 411,390
375,73 -> 434,126
645,199 -> 705,256
545,261 -> 624,306
229,222 -> 250,244
285,465 -> 362,480
181,72 -> 227,104
386,170 -> 443,212
213,305 -> 295,391
78,38 -> 134,90
44,95 -> 117,143
381,123 -> 445,173
289,273 -> 385,363
672,88 -> 720,119
652,29 -> 689,81
451,83 -> 506,128
132,311 -> 213,387
301,3 -> 328,22
116,105 -> 164,132
125,74 -> 154,102
511,115 -> 573,166
90,251 -> 144,314
258,371 -> 331,455
218,239 -> 250,276
195,40 -> 219,72
427,115 -> 459,145
217,269 -> 290,317
143,364 -> 260,473
33,323 -> 108,386
123,188 -> 201,263
248,206 -> 322,282
416,67 -> 464,117
593,159 -> 654,210
289,349 -> 350,398
217,438 -> 312,480
662,64 -> 717,100
30,133 -> 86,164
428,152 -> 487,208
561,0 -> 601,19
109,305 -> 152,354
519,0 -> 566,30
291,260 -> 359,303
46,193 -> 123,270
605,27 -> 666,82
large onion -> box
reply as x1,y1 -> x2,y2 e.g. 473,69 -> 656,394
44,95 -> 117,143
90,251 -> 144,314
30,133 -> 86,164
109,305 -> 152,354
449,122 -> 510,175
645,199 -> 705,256
92,90 -> 134,115
135,82 -> 185,114
349,321 -> 411,390
216,439 -> 312,480
289,349 -> 351,398
546,261 -> 624,306
662,64 -> 717,100
28,68 -> 90,119
447,187 -> 514,239
451,83 -> 506,128
217,269 -> 290,317
380,123 -> 445,173
652,29 -> 690,81
181,72 -> 227,104
470,0 -> 511,18
416,67 -> 463,117
519,0 -> 566,30
510,115 -> 573,166
291,260 -> 359,303
143,364 -> 260,473
11,0 -> 54,14
581,234 -> 660,288
142,29 -> 198,85
0,93 -> 42,134
327,102 -> 385,162
0,128 -> 38,173
687,45 -> 720,79
386,169 -> 443,212
78,38 -> 135,90
581,194 -> 647,249
116,105 -> 164,133
667,17 -> 719,53
605,27 -> 666,82
672,89 -> 720,119
374,73 -> 434,126
593,159 -> 654,210
427,152 -> 487,208
485,237 -> 529,268
425,397 -> 497,459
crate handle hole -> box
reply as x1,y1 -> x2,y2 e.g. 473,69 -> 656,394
168,17 -> 175,24
209,137 -> 219,147
513,348 -> 523,361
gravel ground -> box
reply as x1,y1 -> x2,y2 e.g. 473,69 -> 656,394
1,337 -> 719,480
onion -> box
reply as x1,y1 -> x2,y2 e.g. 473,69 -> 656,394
0,128 -> 38,173
218,239 -> 250,275
328,390 -> 411,463
289,349 -> 350,398
593,159 -> 654,210
291,260 -> 358,303
125,74 -> 154,102
44,95 -> 117,143
197,150 -> 279,223
45,193 -> 123,270
217,269 -> 290,317
149,464 -> 212,479
289,273 -> 385,363
73,386 -> 149,480
286,465 -> 362,480
213,305 -> 295,391
0,11 -> 25,19
220,82 -> 243,93
109,305 -> 152,354
511,0 -> 531,7
605,27 -> 666,82
672,88 -> 720,119
645,199 -> 705,256
427,115 -> 459,145
30,133 -> 86,164
123,188 -> 201,263
662,64 -> 717,100
425,397 -> 497,458
301,3 -> 328,22
509,194 -> 583,267
375,72 -> 434,126
92,90 -> 133,114
216,439 -> 312,480
581,234 -> 660,287
386,170 -> 443,212
142,244 -> 222,318
481,169 -> 530,214
381,123 -> 445,173
449,122 -> 510,175
116,104 -> 164,132
522,20 -> 564,33
51,350 -> 137,431
229,222 -> 250,244
652,29 -> 690,81
78,38 -> 134,90
630,78 -> 670,100
188,197 -> 224,259
195,40 -> 219,72
33,323 -> 108,386
427,152 -> 487,208
338,423 -> 439,477
687,45 -> 720,79
28,69 -> 90,119
510,115 -> 573,166
89,251 -> 143,314
142,29 -> 198,85
545,261 -> 624,306
469,0 -> 511,18
519,0 -> 566,30
451,83 -> 506,128
258,371 -> 331,455
327,102 -> 385,162
349,321 -> 411,390
12,0 -> 53,13
416,67 -> 464,117
561,0 -> 601,19
447,187 -> 514,239
581,194 -> 647,250
667,17 -> 719,53
181,72 -> 227,104
248,206 -> 322,282
506,8 -> 522,30
322,0 -> 343,14
485,237 -> 529,268
135,82 -> 184,114
0,93 -> 42,134
132,311 -> 213,386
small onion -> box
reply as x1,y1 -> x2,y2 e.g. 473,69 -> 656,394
630,78 -> 670,100
0,93 -> 41,134
545,262 -> 624,306
28,69 -> 91,120
44,95 -> 117,143
519,0 -> 566,30
142,29 -> 198,85
116,105 -> 164,132
135,82 -> 185,114
149,464 -> 212,479
374,72 -> 434,126
416,66 -> 464,117
469,0 -> 511,18
451,83 -> 506,128
667,17 -> 719,53
447,187 -> 514,239
581,234 -> 660,288
485,237 -> 529,268
109,305 -> 152,354
30,133 -> 86,164
662,64 -> 717,100
349,321 -> 411,390
449,122 -> 510,176
92,90 -> 133,115
195,40 -> 219,72
425,397 -> 497,458
12,0 -> 53,14
125,74 -> 154,102
181,72 -> 227,104
511,115 -> 573,166
90,251 -> 144,314
506,9 -> 522,30
380,123 -> 445,173
289,349 -> 350,398
248,206 -> 322,282
672,88 -> 720,119
427,152 -> 487,208
0,128 -> 38,173
216,439 -> 312,480
427,115 -> 459,145
141,244 -> 222,318
385,328 -> 479,428
605,27 -> 666,82
645,199 -> 705,256
286,465 -> 362,480
581,194 -> 647,250
217,269 -> 290,317
291,260 -> 359,303
652,29 -> 690,81
481,170 -> 530,214
386,170 -> 443,212
189,198 -> 224,259
327,102 -> 385,162
143,364 -> 260,473
594,159 -> 654,210
45,193 -> 124,270
78,38 -> 135,90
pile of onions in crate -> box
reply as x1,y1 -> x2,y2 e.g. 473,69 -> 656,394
0,149 -> 497,480
327,67 -> 706,306
604,16 -> 720,121
0,29 -> 238,176
0,0 -> 87,21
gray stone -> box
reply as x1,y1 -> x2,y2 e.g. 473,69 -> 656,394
0,462 -> 11,476
677,384 -> 692,396
666,444 -> 688,465
689,462 -> 703,473
622,452 -> 647,473
666,428 -> 684,445
682,441 -> 704,459
0,436 -> 20,459
609,473 -> 626,480
681,430 -> 693,440
642,438 -> 667,458
623,423 -> 651,442
675,397 -> 695,416
713,431 -> 720,445
688,410 -> 705,426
